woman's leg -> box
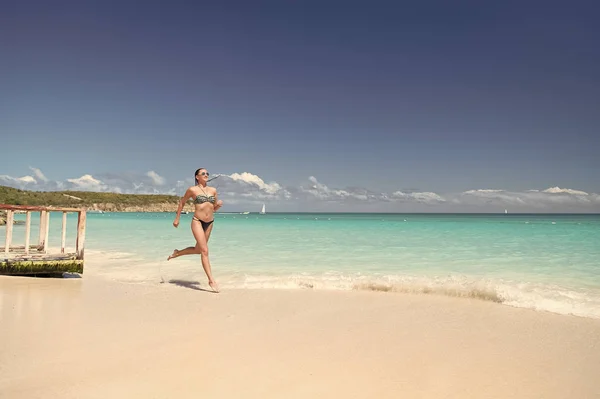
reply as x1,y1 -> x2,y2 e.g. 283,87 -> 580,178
205,222 -> 214,242
200,223 -> 218,291
192,222 -> 218,292
168,221 -> 215,258
167,220 -> 208,259
167,220 -> 218,292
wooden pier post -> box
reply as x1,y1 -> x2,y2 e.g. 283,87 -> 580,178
38,210 -> 47,251
43,211 -> 50,254
61,211 -> 67,254
24,211 -> 31,255
4,210 -> 13,255
76,211 -> 86,259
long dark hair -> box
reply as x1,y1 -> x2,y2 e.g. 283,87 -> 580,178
194,168 -> 205,185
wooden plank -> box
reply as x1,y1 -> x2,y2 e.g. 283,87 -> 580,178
76,211 -> 86,260
61,211 -> 67,253
4,210 -> 13,254
8,253 -> 78,261
0,245 -> 43,252
0,204 -> 83,212
24,211 -> 31,255
43,211 -> 50,254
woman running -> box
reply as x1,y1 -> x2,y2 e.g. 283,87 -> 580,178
168,168 -> 223,292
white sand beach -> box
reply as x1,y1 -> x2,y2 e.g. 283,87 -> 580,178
1,275 -> 599,399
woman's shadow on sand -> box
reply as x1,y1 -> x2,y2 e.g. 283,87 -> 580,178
165,279 -> 216,293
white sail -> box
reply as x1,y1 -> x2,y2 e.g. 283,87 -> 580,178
260,203 -> 266,214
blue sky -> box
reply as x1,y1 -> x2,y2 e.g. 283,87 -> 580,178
1,1 -> 599,212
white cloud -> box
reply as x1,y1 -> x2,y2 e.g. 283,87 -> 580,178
459,187 -> 599,208
1,171 -> 176,194
1,168 -> 599,211
542,186 -> 588,196
461,189 -> 527,205
299,176 -> 387,202
94,171 -> 172,194
66,174 -> 107,191
463,189 -> 504,194
229,172 -> 283,194
302,176 -> 351,200
29,166 -> 48,182
0,174 -> 37,186
214,172 -> 291,202
392,191 -> 446,204
146,171 -> 165,186
18,176 -> 37,184
300,177 -> 446,205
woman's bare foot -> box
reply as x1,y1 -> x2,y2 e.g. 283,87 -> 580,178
209,281 -> 220,293
167,249 -> 179,261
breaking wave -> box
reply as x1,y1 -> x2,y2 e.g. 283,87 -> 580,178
227,273 -> 600,319
84,250 -> 600,320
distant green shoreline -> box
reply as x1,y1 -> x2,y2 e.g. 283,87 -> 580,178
0,185 -> 193,214
0,186 -> 180,207
0,185 -> 181,207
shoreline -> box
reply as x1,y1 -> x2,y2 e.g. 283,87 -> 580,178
83,248 -> 600,321
2,274 -> 600,398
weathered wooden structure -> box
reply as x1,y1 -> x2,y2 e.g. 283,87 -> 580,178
1,204 -> 86,276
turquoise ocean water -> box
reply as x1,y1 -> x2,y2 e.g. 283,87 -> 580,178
4,212 -> 600,318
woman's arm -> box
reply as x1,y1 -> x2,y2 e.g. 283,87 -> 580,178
173,188 -> 194,227
213,189 -> 223,212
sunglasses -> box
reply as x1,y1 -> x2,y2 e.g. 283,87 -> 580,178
200,172 -> 209,176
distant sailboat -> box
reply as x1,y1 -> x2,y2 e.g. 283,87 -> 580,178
259,203 -> 266,214
505,209 -> 508,214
